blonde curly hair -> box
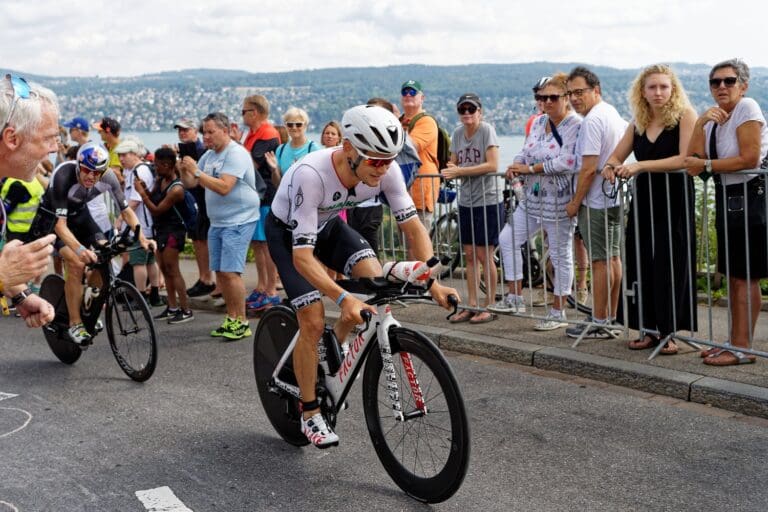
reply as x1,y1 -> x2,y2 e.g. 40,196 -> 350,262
629,64 -> 690,135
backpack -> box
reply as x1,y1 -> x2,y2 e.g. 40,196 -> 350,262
165,179 -> 198,232
406,113 -> 452,170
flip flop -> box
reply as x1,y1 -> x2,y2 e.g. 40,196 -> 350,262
703,350 -> 756,366
449,309 -> 474,324
469,312 -> 497,324
659,340 -> 678,355
628,334 -> 659,350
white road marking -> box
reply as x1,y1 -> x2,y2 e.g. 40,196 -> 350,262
135,486 -> 194,512
0,392 -> 18,402
0,408 -> 32,439
0,501 -> 20,512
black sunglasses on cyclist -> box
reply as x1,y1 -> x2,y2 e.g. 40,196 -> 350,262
2,74 -> 31,129
457,104 -> 478,115
79,166 -> 105,176
709,77 -> 739,88
535,94 -> 564,103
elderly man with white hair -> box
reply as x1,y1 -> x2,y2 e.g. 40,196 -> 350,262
0,74 -> 60,327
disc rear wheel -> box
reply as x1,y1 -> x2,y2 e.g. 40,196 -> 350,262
39,274 -> 82,364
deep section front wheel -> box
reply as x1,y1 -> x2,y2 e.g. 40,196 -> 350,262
39,274 -> 82,364
253,305 -> 309,447
105,280 -> 157,382
362,327 -> 470,503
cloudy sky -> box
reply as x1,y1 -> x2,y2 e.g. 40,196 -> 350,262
2,0 -> 766,77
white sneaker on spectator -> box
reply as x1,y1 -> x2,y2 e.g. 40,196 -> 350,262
534,310 -> 568,331
488,294 -> 526,314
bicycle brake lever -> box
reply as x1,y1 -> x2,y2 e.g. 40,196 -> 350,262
445,294 -> 459,321
360,310 -> 372,333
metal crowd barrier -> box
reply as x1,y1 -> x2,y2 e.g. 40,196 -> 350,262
375,169 -> 767,361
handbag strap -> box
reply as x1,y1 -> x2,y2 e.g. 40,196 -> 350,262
709,124 -> 721,185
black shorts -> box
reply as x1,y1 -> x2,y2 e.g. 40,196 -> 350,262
190,209 -> 210,241
156,229 -> 187,252
53,208 -> 104,251
266,212 -> 376,310
346,205 -> 383,253
458,202 -> 504,246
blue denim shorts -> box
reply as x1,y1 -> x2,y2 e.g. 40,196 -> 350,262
251,205 -> 272,242
208,221 -> 258,273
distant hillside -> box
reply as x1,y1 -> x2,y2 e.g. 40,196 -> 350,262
7,63 -> 768,135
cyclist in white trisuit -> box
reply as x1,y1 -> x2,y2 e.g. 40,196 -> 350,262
267,105 -> 459,448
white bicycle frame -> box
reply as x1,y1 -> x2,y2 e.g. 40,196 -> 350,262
269,302 -> 428,421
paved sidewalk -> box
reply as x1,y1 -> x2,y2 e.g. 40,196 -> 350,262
177,258 -> 768,419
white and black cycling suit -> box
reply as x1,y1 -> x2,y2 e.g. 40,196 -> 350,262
40,161 -> 130,250
269,147 -> 417,309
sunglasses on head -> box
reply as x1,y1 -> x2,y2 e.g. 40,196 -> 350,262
2,74 -> 31,130
535,94 -> 564,103
709,77 -> 739,88
286,122 -> 304,128
401,88 -> 418,97
351,145 -> 395,168
457,104 -> 478,115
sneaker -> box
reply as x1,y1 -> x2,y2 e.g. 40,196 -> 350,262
67,323 -> 93,346
301,412 -> 339,448
168,309 -> 194,325
246,289 -> 265,304
154,306 -> 177,320
211,317 -> 236,337
246,294 -> 280,311
487,294 -> 526,314
576,288 -> 589,305
187,280 -> 216,298
532,290 -> 554,307
221,318 -> 252,341
534,311 -> 568,331
212,296 -> 226,307
565,317 -> 619,339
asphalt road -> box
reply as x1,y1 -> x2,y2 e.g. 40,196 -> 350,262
1,309 -> 767,512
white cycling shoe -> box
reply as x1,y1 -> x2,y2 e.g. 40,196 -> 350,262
301,412 -> 339,449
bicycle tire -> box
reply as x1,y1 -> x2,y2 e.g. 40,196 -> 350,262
39,274 -> 83,365
253,305 -> 309,447
362,327 -> 470,503
430,212 -> 461,279
105,280 -> 157,382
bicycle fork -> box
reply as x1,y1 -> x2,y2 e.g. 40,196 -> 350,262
377,306 -> 428,422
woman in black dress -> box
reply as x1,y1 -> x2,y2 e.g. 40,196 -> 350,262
603,64 -> 698,354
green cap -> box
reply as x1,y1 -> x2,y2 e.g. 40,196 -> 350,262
401,79 -> 423,93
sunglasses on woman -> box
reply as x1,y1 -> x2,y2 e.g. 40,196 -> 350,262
2,74 -> 31,130
708,77 -> 739,88
534,94 -> 564,103
286,122 -> 304,128
457,104 -> 478,115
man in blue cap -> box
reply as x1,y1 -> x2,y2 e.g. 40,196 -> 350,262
57,116 -> 91,164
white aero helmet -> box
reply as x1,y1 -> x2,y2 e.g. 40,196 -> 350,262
341,105 -> 404,158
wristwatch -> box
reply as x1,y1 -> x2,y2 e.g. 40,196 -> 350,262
705,160 -> 713,173
194,169 -> 201,179
528,164 -> 536,174
10,287 -> 33,308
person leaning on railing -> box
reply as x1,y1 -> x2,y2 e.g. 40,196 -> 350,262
684,58 -> 768,366
603,64 -> 699,356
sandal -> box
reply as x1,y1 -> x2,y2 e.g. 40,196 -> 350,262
469,312 -> 497,324
700,346 -> 725,358
628,334 -> 659,350
659,340 -> 678,355
449,309 -> 474,324
703,350 -> 756,366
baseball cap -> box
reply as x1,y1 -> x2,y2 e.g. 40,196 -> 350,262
92,117 -> 121,134
457,93 -> 482,109
62,116 -> 89,131
173,118 -> 197,130
400,80 -> 423,93
114,139 -> 141,154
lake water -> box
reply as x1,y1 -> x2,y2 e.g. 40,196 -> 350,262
125,131 -> 528,168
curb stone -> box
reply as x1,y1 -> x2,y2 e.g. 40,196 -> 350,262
190,298 -> 768,419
